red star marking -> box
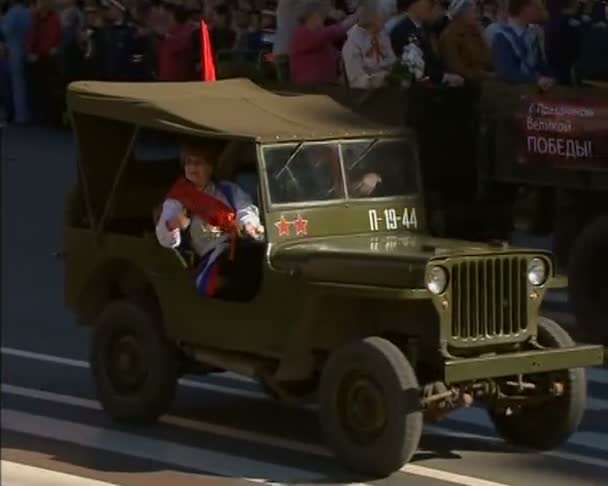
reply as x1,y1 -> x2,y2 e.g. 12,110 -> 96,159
274,215 -> 291,236
294,214 -> 308,236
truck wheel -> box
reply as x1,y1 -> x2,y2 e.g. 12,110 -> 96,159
319,337 -> 423,477
568,215 -> 608,344
488,317 -> 586,450
91,299 -> 179,423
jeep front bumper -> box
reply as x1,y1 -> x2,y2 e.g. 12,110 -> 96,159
444,344 -> 605,384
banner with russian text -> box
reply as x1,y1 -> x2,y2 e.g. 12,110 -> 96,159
515,95 -> 608,169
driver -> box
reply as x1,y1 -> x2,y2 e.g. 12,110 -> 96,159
155,138 -> 265,297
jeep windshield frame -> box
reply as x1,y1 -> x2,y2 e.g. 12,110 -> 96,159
259,136 -> 422,211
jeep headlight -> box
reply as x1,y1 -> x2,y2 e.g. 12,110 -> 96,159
527,258 -> 547,286
426,266 -> 448,295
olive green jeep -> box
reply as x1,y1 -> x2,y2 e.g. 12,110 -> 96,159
62,78 -> 604,478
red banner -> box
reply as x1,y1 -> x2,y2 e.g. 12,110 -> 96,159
515,95 -> 608,169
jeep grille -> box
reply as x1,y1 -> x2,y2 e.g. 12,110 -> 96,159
450,257 -> 529,345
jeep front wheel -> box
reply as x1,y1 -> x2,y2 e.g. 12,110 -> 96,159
91,299 -> 179,423
487,317 -> 587,450
319,337 -> 423,477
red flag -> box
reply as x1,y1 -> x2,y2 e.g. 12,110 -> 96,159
200,20 -> 216,82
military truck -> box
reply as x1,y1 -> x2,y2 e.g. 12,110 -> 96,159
62,78 -> 604,477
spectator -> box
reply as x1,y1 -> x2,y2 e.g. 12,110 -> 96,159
289,0 -> 359,85
381,0 -> 407,33
210,4 -> 236,50
342,0 -> 396,88
26,0 -> 62,123
187,4 -> 205,79
491,0 -> 555,89
128,2 -> 158,80
157,2 -> 195,81
273,0 -> 307,81
100,0 -> 138,80
545,0 -> 586,85
484,0 -> 507,47
234,8 -> 254,50
481,0 -> 499,28
439,0 -> 493,81
60,0 -> 86,85
1,0 -> 32,124
575,0 -> 608,81
431,0 -> 451,36
243,11 -> 266,52
78,2 -> 106,80
390,0 -> 463,86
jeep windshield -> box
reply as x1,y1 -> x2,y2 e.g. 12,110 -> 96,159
262,138 -> 420,206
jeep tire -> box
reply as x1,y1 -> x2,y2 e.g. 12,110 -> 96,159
91,299 -> 179,423
488,317 -> 586,450
319,337 -> 423,477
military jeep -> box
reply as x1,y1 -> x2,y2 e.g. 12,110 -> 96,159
63,78 -> 604,478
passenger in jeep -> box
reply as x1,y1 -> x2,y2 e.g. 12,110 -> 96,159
155,139 -> 265,297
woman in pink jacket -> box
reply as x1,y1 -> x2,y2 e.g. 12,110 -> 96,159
288,1 -> 359,85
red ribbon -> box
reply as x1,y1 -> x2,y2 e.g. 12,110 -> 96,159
166,177 -> 237,259
200,20 -> 216,82
365,35 -> 386,63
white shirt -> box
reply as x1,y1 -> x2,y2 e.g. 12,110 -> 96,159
155,180 -> 261,258
342,24 -> 397,89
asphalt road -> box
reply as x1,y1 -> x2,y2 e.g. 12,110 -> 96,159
1,125 -> 607,486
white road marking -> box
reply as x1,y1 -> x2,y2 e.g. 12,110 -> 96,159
1,460 -> 120,486
589,367 -> 608,385
3,347 -> 608,472
4,380 -> 608,486
401,465 -> 510,486
2,347 -> 89,369
1,409 -> 324,483
1,346 -> 266,400
3,345 -> 607,391
424,425 -> 608,470
1,384 -> 330,458
2,384 -> 513,486
445,404 -> 608,453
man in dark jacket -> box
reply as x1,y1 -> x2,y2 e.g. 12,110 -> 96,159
390,0 -> 462,85
100,0 -> 138,80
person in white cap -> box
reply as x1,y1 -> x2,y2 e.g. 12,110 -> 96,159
439,0 -> 493,81
341,0 -> 397,88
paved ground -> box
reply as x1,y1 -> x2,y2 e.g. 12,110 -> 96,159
1,125 -> 607,486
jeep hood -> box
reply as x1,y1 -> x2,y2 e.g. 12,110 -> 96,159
269,233 -> 539,288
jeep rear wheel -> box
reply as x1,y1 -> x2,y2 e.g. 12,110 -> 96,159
488,317 -> 587,450
91,299 -> 179,423
319,337 -> 423,477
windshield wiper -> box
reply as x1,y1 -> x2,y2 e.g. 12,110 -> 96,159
276,142 -> 305,180
348,138 -> 379,171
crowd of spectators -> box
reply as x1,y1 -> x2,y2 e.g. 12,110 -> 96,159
1,0 -> 607,125
282,0 -> 608,90
0,0 -> 279,123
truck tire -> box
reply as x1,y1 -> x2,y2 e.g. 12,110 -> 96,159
488,317 -> 586,450
568,215 -> 608,344
91,299 -> 179,423
319,337 -> 423,477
